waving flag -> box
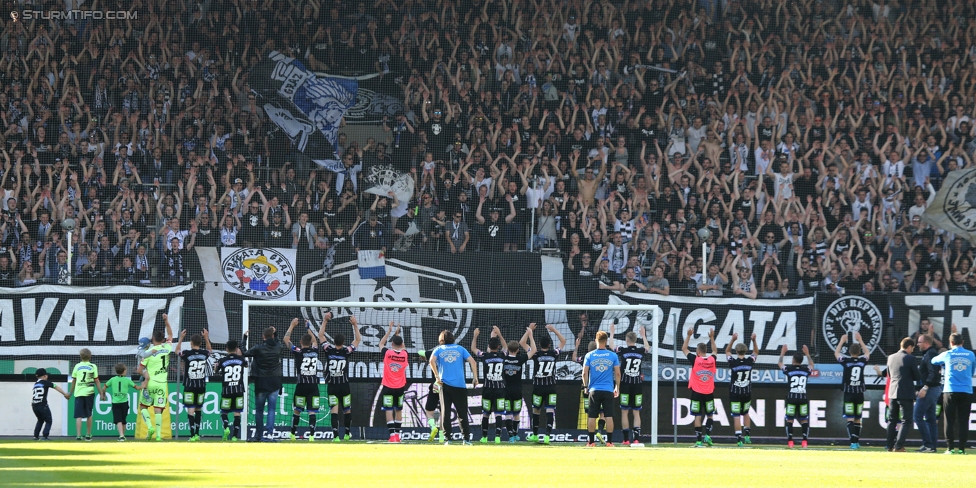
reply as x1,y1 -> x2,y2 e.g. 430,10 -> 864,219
922,167 -> 976,244
251,52 -> 358,162
358,250 -> 387,279
362,164 -> 415,206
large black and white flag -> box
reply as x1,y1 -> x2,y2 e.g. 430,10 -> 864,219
923,167 -> 976,243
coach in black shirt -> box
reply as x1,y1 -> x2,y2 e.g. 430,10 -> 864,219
913,335 -> 942,452
885,338 -> 921,452
243,323 -> 289,442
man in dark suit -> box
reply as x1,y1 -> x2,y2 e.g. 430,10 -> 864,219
886,337 -> 921,452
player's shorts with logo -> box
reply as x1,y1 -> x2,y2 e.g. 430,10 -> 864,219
482,388 -> 506,414
138,388 -> 153,408
328,383 -> 352,411
220,394 -> 244,413
785,400 -> 809,420
380,386 -> 405,411
145,381 -> 168,409
619,383 -> 644,410
532,385 -> 557,409
293,383 -> 322,412
843,393 -> 864,419
587,390 -> 615,418
182,387 -> 206,408
728,393 -> 751,417
689,391 -> 715,416
425,383 -> 440,412
504,387 -> 524,414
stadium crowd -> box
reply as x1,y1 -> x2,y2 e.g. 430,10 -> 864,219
0,0 -> 974,298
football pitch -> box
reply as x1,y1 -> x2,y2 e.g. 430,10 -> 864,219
0,440 -> 971,487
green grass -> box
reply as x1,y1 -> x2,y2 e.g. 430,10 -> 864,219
0,440 -> 971,487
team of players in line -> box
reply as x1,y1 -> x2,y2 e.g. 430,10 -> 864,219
32,314 -> 967,449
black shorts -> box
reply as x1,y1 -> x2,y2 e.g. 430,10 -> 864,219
728,393 -> 751,417
112,402 -> 130,424
587,390 -> 615,419
843,392 -> 865,419
380,385 -> 405,411
619,383 -> 644,410
425,383 -> 440,412
532,385 -> 557,410
294,383 -> 322,412
785,400 -> 809,420
182,386 -> 206,408
328,382 -> 352,411
482,388 -> 506,414
504,387 -> 524,414
220,393 -> 245,413
689,391 -> 715,416
74,395 -> 94,419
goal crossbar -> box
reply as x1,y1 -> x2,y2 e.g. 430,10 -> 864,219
242,300 -> 662,444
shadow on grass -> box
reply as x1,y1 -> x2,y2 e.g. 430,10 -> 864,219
3,469 -> 182,486
0,449 -> 180,486
0,449 -> 101,460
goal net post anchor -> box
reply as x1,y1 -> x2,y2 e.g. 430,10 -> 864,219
242,300 -> 661,444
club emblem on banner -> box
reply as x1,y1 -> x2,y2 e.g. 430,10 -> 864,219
298,258 -> 473,353
221,248 -> 297,300
821,296 -> 883,355
943,170 -> 976,232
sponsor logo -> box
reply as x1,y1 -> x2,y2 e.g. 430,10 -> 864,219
222,248 -> 295,299
440,350 -> 461,364
300,259 -> 474,353
821,296 -> 883,355
942,170 -> 976,232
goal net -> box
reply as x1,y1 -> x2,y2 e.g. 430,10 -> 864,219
242,300 -> 662,443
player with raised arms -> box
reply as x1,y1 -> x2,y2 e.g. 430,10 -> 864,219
136,313 -> 174,442
779,344 -> 815,448
379,321 -> 408,443
471,326 -> 507,444
284,318 -> 322,441
319,313 -> 362,441
582,330 -> 621,448
175,328 -> 212,441
502,324 -> 535,442
215,340 -> 246,441
833,332 -> 869,449
609,324 -> 650,447
681,326 -> 717,447
725,332 -> 758,446
528,324 -> 566,444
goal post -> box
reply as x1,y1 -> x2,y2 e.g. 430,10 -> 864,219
242,300 -> 663,444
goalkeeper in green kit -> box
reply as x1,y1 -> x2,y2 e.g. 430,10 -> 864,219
136,313 -> 174,441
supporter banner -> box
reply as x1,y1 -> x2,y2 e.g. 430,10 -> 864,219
295,253 -> 550,355
816,294 -> 887,357
0,284 -> 195,356
220,248 -> 299,300
667,386 -> 889,440
922,167 -> 976,243
251,51 -> 358,161
891,293 -> 976,347
605,293 -> 816,365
